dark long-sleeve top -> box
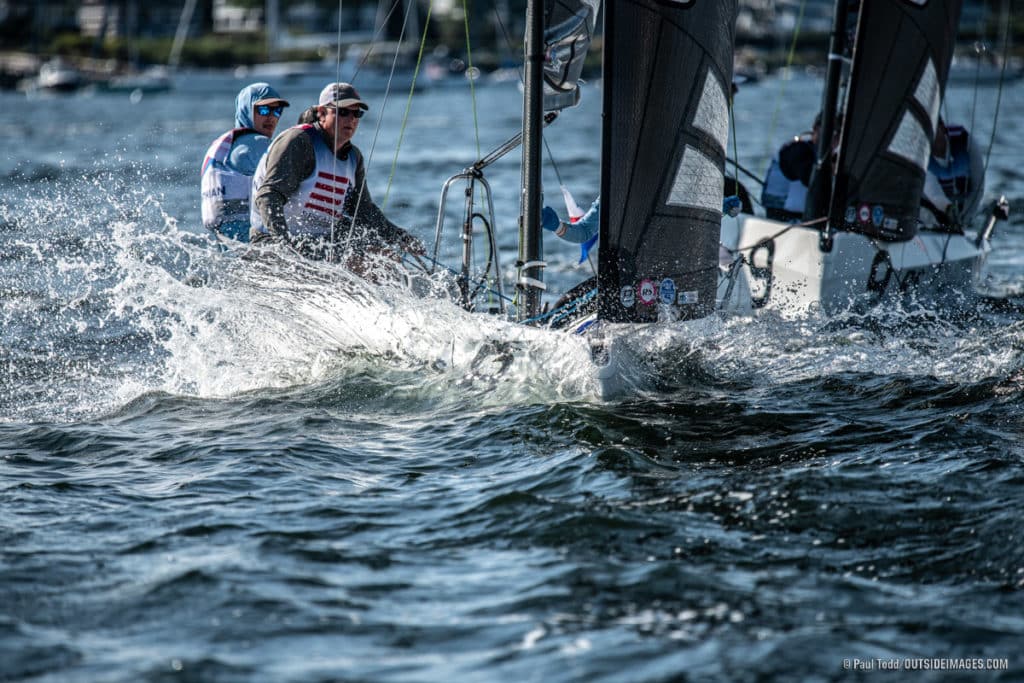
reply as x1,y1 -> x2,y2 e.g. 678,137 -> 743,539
252,123 -> 406,247
778,137 -> 816,186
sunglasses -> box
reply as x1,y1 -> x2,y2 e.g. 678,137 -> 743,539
255,105 -> 284,118
329,107 -> 365,119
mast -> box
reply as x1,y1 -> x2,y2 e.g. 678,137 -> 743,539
266,0 -> 279,63
168,0 -> 198,70
802,0 -> 848,228
518,0 -> 546,321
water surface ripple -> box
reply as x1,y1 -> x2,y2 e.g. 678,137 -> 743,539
2,77 -> 1024,681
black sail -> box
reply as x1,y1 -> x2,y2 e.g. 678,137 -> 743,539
829,0 -> 964,240
597,0 -> 737,323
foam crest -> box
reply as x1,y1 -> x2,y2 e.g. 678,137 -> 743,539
4,169 -> 1023,422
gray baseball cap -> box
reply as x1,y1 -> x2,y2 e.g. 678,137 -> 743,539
318,82 -> 368,110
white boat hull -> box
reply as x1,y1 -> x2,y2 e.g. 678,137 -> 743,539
718,215 -> 990,316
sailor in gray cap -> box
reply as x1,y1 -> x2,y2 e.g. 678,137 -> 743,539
251,82 -> 424,262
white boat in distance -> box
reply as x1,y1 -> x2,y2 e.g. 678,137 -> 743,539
19,58 -> 86,95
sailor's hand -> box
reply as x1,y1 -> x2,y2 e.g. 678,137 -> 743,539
723,195 -> 742,217
542,206 -> 561,232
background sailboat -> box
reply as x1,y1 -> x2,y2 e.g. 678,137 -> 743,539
719,0 -> 1009,316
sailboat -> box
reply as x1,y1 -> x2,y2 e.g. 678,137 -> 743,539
427,0 -> 738,398
717,0 -> 1010,316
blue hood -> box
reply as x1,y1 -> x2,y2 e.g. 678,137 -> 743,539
234,82 -> 288,129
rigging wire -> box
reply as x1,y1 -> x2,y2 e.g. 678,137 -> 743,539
328,0 -> 346,259
728,84 -> 742,203
764,0 -> 807,174
380,0 -> 434,208
968,41 -> 981,134
981,0 -> 1011,180
366,0 -> 415,182
726,157 -> 766,188
459,0 -> 496,306
343,0 -> 406,81
329,0 -> 408,259
325,0 -> 405,255
462,0 -> 482,160
967,0 -> 989,134
334,0 -> 345,83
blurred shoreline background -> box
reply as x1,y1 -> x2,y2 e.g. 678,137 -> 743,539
1,0 -> 1022,94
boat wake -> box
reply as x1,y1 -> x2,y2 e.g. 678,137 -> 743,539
0,176 -> 609,420
2,175 -> 1022,423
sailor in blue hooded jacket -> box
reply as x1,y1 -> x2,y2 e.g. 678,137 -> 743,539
201,83 -> 289,241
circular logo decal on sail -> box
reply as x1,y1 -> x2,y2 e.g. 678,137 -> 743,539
857,203 -> 871,224
620,285 -> 636,308
845,206 -> 857,224
659,278 -> 677,305
637,279 -> 657,306
872,205 -> 885,227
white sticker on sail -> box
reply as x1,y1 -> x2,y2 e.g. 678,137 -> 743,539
667,145 -> 722,211
913,57 -> 940,129
887,111 -> 930,171
692,72 -> 729,153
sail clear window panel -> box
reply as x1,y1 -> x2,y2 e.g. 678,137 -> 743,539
887,110 -> 931,172
913,57 -> 940,131
692,72 -> 730,154
667,146 -> 723,212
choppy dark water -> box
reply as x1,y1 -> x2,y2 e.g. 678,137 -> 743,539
2,71 -> 1024,682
